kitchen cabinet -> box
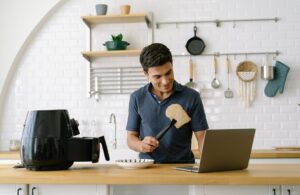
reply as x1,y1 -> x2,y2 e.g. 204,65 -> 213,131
80,14 -> 153,96
111,185 -> 190,195
29,184 -> 108,195
282,185 -> 300,195
0,184 -> 27,195
202,185 -> 271,195
2,184 -> 298,195
2,163 -> 300,195
111,185 -> 280,195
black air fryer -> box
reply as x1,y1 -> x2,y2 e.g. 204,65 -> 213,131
20,109 -> 110,171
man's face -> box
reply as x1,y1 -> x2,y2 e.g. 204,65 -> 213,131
144,62 -> 174,94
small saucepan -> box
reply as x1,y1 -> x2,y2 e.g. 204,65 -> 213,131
185,26 -> 206,55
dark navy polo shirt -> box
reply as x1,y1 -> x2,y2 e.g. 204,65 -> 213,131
126,80 -> 209,163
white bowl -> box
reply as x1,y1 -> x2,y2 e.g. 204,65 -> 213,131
115,159 -> 154,169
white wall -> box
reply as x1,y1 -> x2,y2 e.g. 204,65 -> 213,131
0,0 -> 62,109
0,0 -> 299,151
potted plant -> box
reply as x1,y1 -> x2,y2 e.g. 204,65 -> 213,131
103,33 -> 130,50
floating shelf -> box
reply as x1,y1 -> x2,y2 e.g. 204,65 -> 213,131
81,13 -> 151,27
81,13 -> 153,97
81,50 -> 141,61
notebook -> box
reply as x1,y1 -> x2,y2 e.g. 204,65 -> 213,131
176,128 -> 255,173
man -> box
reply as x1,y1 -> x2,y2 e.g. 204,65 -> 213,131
126,43 -> 208,163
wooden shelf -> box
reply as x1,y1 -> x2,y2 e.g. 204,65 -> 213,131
81,13 -> 151,27
81,50 -> 141,61
80,13 -> 153,96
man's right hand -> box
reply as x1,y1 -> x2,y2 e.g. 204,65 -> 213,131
140,136 -> 159,153
127,131 -> 159,153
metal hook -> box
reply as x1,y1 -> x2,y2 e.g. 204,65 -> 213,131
264,54 -> 269,65
232,21 -> 236,28
215,19 -> 221,27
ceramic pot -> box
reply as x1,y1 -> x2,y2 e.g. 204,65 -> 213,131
95,4 -> 107,15
103,41 -> 130,50
120,5 -> 130,15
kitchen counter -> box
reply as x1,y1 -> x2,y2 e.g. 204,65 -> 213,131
2,149 -> 300,160
0,151 -> 19,160
192,149 -> 300,159
1,163 -> 300,185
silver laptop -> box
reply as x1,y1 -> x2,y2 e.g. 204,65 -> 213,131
176,128 -> 255,173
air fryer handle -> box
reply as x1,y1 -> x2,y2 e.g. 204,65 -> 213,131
70,118 -> 80,136
99,136 -> 110,161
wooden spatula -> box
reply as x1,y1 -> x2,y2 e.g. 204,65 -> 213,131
155,104 -> 191,140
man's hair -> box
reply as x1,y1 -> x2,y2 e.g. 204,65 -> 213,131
139,43 -> 173,71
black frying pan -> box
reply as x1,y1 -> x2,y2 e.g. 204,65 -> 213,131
185,26 -> 205,55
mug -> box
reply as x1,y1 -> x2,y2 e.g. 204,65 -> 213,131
120,5 -> 130,15
95,4 -> 107,15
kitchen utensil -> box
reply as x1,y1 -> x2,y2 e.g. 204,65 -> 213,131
165,104 -> 191,128
155,104 -> 191,140
261,65 -> 274,80
115,159 -> 154,169
211,56 -> 221,89
224,57 -> 234,98
155,119 -> 177,140
185,58 -> 200,93
236,61 -> 258,107
185,26 -> 205,55
261,55 -> 274,80
20,110 -> 110,171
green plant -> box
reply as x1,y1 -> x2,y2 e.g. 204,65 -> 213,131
111,34 -> 123,41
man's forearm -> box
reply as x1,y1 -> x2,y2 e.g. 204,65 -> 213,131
127,134 -> 142,152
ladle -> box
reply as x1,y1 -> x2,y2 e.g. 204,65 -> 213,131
211,56 -> 221,89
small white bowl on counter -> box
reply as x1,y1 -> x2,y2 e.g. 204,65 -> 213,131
115,159 -> 154,169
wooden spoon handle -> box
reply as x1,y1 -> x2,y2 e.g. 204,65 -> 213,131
214,56 -> 218,74
189,59 -> 193,80
226,56 -> 230,74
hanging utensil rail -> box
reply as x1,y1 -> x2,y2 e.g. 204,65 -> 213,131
156,17 -> 279,28
173,50 -> 280,57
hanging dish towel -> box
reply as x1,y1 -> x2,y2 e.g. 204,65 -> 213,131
264,61 -> 290,97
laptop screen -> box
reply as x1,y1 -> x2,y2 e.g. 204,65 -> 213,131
198,128 -> 255,173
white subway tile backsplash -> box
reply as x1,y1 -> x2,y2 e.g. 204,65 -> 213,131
272,113 -> 290,122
